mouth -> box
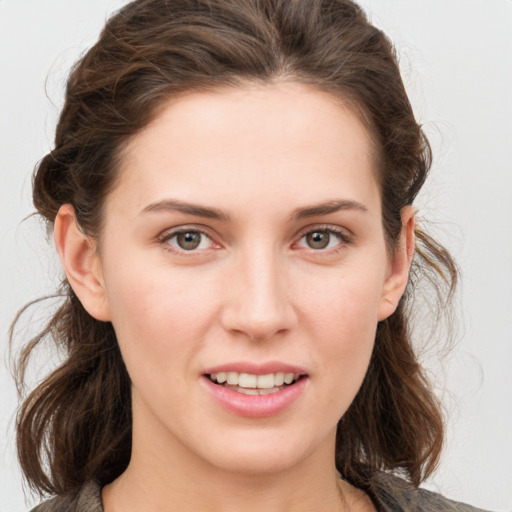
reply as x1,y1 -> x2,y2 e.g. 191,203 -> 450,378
206,371 -> 306,396
202,366 -> 308,417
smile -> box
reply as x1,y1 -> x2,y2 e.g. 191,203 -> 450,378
202,366 -> 308,418
208,372 -> 302,395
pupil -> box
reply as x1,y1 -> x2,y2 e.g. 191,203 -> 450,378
177,232 -> 201,250
307,231 -> 329,249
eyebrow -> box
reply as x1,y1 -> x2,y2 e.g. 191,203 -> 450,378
140,199 -> 230,221
291,199 -> 368,220
140,198 -> 368,222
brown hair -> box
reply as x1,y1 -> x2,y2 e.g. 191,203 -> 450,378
13,0 -> 457,500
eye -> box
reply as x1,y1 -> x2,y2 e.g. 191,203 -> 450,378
160,229 -> 216,252
296,228 -> 350,251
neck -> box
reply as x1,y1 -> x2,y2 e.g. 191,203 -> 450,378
101,394 -> 375,512
104,446 -> 351,512
102,418 -> 358,512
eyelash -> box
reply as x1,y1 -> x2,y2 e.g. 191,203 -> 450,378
157,227 -> 218,255
157,225 -> 353,255
294,225 -> 354,253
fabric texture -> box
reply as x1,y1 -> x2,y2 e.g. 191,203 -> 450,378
30,474 -> 490,512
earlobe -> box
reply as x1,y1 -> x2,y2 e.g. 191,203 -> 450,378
54,204 -> 111,321
377,207 -> 415,321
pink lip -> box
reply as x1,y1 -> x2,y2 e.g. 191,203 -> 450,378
202,377 -> 307,418
201,361 -> 309,418
203,361 -> 307,376
201,374 -> 308,419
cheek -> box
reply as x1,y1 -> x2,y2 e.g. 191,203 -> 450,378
300,262 -> 385,340
101,259 -> 219,382
317,291 -> 377,390
298,265 -> 384,405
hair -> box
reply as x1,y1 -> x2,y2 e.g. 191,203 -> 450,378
12,0 -> 457,503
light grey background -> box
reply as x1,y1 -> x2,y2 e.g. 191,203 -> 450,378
1,1 -> 511,511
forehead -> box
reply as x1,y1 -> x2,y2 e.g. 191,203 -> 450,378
111,82 -> 381,217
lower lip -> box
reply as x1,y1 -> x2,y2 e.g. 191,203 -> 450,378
202,376 -> 307,418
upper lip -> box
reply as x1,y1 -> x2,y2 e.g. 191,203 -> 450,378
203,361 -> 308,376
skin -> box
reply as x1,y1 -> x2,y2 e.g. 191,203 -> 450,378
55,82 -> 414,512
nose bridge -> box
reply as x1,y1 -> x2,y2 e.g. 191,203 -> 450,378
223,241 -> 295,340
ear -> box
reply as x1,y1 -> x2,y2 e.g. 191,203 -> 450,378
54,204 -> 111,321
377,206 -> 415,321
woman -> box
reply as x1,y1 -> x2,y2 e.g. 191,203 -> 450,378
11,0 -> 488,510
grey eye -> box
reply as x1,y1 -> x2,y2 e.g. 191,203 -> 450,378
175,231 -> 203,250
161,228 -> 217,253
305,231 -> 331,249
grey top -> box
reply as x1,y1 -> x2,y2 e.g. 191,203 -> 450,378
30,474 -> 491,512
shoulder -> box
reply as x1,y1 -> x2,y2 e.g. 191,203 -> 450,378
28,475 -> 491,512
30,481 -> 103,512
366,472 -> 491,512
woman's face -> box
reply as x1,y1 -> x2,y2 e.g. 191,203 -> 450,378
71,83 -> 411,476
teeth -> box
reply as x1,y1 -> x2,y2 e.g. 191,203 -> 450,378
258,387 -> 281,395
274,372 -> 285,386
239,373 -> 257,388
227,372 -> 238,385
237,387 -> 259,395
284,373 -> 295,384
209,371 -> 301,389
233,386 -> 282,396
257,374 -> 275,389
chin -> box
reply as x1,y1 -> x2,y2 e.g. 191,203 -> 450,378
207,450 -> 305,476
195,426 -> 335,477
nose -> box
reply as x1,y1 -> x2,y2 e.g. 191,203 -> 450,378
221,246 -> 297,341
